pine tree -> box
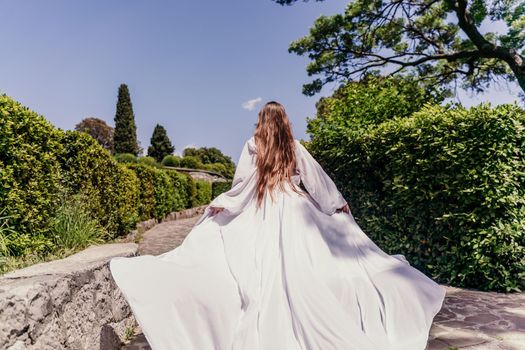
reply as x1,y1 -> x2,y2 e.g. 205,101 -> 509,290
147,124 -> 175,162
113,84 -> 139,155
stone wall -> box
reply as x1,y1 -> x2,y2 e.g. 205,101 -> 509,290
0,243 -> 138,350
0,205 -> 208,350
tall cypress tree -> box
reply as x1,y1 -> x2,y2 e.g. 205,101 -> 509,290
113,84 -> 139,155
147,124 -> 175,162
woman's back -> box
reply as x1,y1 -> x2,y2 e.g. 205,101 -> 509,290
110,100 -> 446,350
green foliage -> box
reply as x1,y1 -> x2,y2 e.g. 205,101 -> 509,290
0,94 -> 63,251
59,131 -> 140,237
114,153 -> 138,164
203,163 -> 228,176
180,155 -> 202,169
128,164 -> 201,219
50,193 -> 106,250
183,146 -> 235,178
152,169 -> 176,219
279,0 -> 525,97
166,170 -> 192,210
184,173 -> 198,209
312,75 -> 446,129
75,117 -> 114,152
147,124 -> 175,162
194,180 -> 212,207
138,156 -> 161,168
212,181 -> 232,199
0,93 -> 214,272
162,155 -> 181,167
127,164 -> 157,220
308,102 -> 525,291
113,84 -> 140,155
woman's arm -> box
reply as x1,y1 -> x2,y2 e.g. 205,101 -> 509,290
295,140 -> 348,215
207,137 -> 257,216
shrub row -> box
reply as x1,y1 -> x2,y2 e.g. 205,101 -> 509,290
0,95 -> 226,259
307,102 -> 525,292
212,181 -> 232,199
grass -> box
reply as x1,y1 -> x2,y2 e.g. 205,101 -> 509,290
0,194 -> 107,275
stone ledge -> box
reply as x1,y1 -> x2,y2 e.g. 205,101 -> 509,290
0,243 -> 138,350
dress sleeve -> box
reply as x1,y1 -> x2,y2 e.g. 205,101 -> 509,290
201,138 -> 257,217
295,140 -> 347,215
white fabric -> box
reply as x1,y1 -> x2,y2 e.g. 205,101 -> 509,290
110,136 -> 446,350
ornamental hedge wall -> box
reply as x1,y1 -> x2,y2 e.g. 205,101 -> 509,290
0,94 -> 228,262
307,102 -> 525,292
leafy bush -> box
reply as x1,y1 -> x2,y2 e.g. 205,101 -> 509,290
152,169 -> 176,219
212,181 -> 232,198
114,153 -> 138,164
180,156 -> 202,169
162,155 -> 181,167
183,146 -> 235,178
166,170 -> 192,210
307,102 -> 525,292
128,164 -> 203,219
203,163 -> 229,177
311,75 -> 445,129
185,174 -> 198,208
128,164 -> 157,220
0,94 -> 214,272
0,95 -> 64,255
138,156 -> 160,168
194,180 -> 212,206
60,131 -> 140,237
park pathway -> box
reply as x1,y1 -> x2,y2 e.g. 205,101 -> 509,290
121,215 -> 525,350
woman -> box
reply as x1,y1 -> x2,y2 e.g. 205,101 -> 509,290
110,101 -> 446,350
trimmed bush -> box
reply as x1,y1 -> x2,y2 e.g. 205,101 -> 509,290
60,131 -> 140,237
212,181 -> 232,199
128,164 -> 206,220
180,156 -> 202,169
203,163 -> 228,177
138,156 -> 160,168
307,102 -> 525,292
114,153 -> 138,164
127,164 -> 157,221
162,155 -> 181,167
166,170 -> 192,210
152,169 -> 176,219
0,95 -> 64,255
194,180 -> 212,207
0,94 -> 217,271
184,174 -> 198,208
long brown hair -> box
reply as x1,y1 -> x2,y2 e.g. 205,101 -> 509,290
254,101 -> 303,208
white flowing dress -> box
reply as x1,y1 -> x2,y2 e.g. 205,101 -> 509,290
109,136 -> 446,350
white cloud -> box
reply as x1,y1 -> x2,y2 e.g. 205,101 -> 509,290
242,97 -> 262,111
174,144 -> 196,157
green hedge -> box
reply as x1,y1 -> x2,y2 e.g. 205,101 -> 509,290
166,170 -> 193,210
0,94 -> 214,261
0,95 -> 64,255
212,181 -> 232,198
114,153 -> 138,164
60,131 -> 140,237
194,180 -> 212,207
307,102 -> 525,291
161,155 -> 181,167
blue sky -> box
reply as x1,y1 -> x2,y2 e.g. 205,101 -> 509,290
1,0 -> 521,163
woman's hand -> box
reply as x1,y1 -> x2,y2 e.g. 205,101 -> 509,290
336,203 -> 349,214
209,206 -> 224,216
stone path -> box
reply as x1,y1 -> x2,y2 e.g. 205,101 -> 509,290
122,215 -> 525,350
